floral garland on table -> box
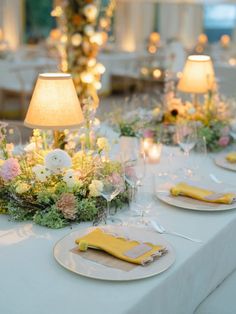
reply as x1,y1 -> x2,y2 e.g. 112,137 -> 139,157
112,92 -> 235,152
158,91 -> 234,151
52,0 -> 116,106
0,120 -> 128,229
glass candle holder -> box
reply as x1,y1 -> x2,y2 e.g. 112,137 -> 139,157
148,143 -> 162,163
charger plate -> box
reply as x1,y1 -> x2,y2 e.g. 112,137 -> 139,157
54,225 -> 175,281
155,180 -> 236,212
214,154 -> 236,172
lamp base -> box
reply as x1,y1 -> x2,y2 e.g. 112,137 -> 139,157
53,130 -> 66,149
193,94 -> 199,108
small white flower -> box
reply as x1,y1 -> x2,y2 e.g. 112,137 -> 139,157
32,165 -> 51,182
44,149 -> 72,174
97,137 -> 110,152
63,169 -> 77,188
24,142 -> 37,152
89,180 -> 104,197
64,140 -> 76,151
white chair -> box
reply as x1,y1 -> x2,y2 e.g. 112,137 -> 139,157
0,59 -> 56,119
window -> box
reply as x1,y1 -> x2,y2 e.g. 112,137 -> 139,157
24,0 -> 55,44
204,4 -> 236,42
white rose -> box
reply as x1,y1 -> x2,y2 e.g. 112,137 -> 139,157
45,149 -> 72,174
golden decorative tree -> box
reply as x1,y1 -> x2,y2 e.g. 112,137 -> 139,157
51,0 -> 115,107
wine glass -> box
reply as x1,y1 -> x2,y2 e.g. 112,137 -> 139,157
99,172 -> 125,224
191,135 -> 208,180
176,122 -> 197,155
123,153 -> 146,216
176,122 -> 197,177
158,123 -> 179,179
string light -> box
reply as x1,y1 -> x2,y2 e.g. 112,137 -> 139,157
51,6 -> 63,17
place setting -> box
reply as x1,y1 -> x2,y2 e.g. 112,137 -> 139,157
53,224 -> 176,281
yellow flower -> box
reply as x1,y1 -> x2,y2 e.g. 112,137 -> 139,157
33,129 -> 41,137
0,159 -> 5,166
89,180 -> 103,197
97,137 -> 110,152
15,182 -> 30,194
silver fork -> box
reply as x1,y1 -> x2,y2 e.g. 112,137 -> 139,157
150,220 -> 202,243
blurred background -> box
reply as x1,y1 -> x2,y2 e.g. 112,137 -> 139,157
1,0 -> 236,122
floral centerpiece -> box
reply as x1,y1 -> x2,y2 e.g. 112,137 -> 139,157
158,91 -> 234,151
111,91 -> 235,152
0,123 -> 128,228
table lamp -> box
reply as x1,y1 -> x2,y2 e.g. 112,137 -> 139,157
177,55 -> 215,107
24,73 -> 84,148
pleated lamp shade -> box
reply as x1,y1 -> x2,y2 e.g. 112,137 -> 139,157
24,73 -> 84,130
177,55 -> 215,94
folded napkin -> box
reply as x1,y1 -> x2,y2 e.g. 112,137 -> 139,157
170,182 -> 235,204
75,228 -> 167,266
226,152 -> 236,163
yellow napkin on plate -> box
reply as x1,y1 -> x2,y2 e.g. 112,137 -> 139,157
75,228 -> 166,266
226,152 -> 236,163
170,182 -> 235,204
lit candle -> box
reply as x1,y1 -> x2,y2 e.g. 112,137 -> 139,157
148,143 -> 162,163
141,138 -> 153,155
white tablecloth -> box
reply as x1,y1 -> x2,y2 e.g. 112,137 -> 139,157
1,151 -> 236,314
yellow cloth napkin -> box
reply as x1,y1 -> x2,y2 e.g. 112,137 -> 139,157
226,152 -> 236,163
170,182 -> 235,204
75,228 -> 166,265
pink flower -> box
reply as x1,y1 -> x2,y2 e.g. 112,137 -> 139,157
0,158 -> 21,181
218,136 -> 230,147
110,173 -> 125,192
143,129 -> 154,138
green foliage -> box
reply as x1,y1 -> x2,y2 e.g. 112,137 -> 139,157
34,207 -> 68,229
118,121 -> 139,137
77,198 -> 99,222
37,190 -> 55,205
7,200 -> 35,221
100,161 -> 122,176
0,198 -> 9,214
197,121 -> 232,152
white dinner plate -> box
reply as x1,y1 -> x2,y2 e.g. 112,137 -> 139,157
54,225 -> 175,281
155,179 -> 236,212
214,154 -> 236,172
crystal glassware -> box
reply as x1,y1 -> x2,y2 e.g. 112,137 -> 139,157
99,172 -> 125,224
176,122 -> 197,177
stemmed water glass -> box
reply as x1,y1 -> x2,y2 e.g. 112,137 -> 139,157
99,172 -> 125,224
123,153 -> 146,216
176,122 -> 197,176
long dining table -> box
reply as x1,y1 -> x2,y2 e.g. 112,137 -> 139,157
1,145 -> 236,314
